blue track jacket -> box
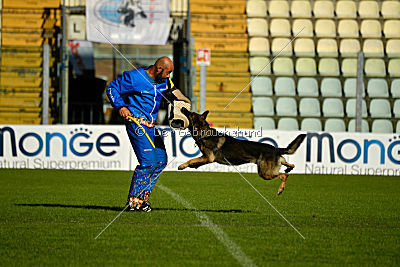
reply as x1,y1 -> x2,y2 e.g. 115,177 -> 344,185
106,66 -> 174,124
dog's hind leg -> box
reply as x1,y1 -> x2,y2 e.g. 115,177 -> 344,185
280,157 -> 295,173
257,158 -> 290,195
277,173 -> 289,195
257,159 -> 279,181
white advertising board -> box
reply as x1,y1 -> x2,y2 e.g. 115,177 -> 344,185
0,125 -> 131,170
1,125 -> 399,175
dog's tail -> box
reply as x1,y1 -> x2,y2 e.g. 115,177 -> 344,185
279,134 -> 307,155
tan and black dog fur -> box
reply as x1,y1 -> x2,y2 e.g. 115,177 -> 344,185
178,108 -> 306,195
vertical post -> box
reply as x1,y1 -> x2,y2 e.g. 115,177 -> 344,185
186,0 -> 194,108
199,65 -> 206,113
61,2 -> 69,124
356,51 -> 364,132
196,48 -> 210,113
42,43 -> 50,124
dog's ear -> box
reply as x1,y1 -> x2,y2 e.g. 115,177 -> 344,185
201,110 -> 209,120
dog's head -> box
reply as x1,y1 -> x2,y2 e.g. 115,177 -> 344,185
181,107 -> 210,133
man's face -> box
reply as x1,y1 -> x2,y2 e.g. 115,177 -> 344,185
155,65 -> 173,83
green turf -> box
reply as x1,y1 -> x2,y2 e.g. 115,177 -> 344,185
0,169 -> 399,266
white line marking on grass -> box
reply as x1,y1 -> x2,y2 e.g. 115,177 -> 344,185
157,184 -> 257,267
224,158 -> 306,240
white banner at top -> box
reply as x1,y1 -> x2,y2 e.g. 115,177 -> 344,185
86,0 -> 170,45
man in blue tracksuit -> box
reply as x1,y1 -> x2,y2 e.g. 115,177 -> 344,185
106,57 -> 190,212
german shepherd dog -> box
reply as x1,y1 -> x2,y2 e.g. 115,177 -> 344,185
178,108 -> 306,195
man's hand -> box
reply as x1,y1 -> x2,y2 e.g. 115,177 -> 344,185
119,107 -> 132,119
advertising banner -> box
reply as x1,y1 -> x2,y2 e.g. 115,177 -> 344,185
86,0 -> 170,45
1,125 -> 399,175
0,125 -> 131,170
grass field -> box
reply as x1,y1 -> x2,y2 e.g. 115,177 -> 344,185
0,169 -> 399,266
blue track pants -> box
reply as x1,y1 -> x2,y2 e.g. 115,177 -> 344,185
125,121 -> 167,201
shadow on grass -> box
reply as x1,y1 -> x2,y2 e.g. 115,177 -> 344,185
15,203 -> 251,213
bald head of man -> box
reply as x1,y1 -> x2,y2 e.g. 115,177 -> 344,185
147,56 -> 174,83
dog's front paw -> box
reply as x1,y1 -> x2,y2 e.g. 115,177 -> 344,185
178,164 -> 187,170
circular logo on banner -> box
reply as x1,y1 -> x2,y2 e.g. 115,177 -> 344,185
94,0 -> 149,27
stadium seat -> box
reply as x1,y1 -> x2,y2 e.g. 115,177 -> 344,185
251,76 -> 273,96
367,79 -> 389,98
271,38 -> 292,56
276,97 -> 297,117
386,40 -> 400,58
391,79 -> 400,98
365,59 -> 386,77
393,99 -> 400,118
301,118 -> 322,131
313,1 -> 334,18
339,39 -> 361,57
322,98 -> 344,117
344,78 -> 366,97
381,1 -> 400,19
254,117 -> 275,130
294,38 -> 315,57
384,20 -> 400,38
247,18 -> 268,37
371,119 -> 393,133
274,77 -> 296,96
321,78 -> 342,97
297,77 -> 319,97
324,119 -> 346,132
277,118 -> 299,131
317,39 -> 338,57
388,59 -> 400,77
268,0 -> 289,18
296,58 -> 317,76
252,97 -> 274,116
370,99 -> 392,118
291,1 -> 311,18
318,58 -> 340,76
315,19 -> 336,38
249,37 -> 270,56
348,119 -> 370,133
300,98 -> 321,117
250,57 -> 271,75
246,0 -> 267,18
335,1 -> 356,19
360,20 -> 382,38
270,19 -> 291,37
338,20 -> 359,38
363,39 -> 384,58
346,98 -> 368,118
358,1 -> 380,19
292,19 -> 313,37
397,121 -> 400,133
341,58 -> 358,77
